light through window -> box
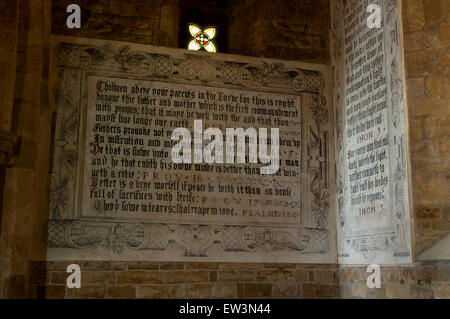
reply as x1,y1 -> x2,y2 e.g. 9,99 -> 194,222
188,24 -> 217,52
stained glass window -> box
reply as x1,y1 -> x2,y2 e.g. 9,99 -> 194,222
188,24 -> 217,53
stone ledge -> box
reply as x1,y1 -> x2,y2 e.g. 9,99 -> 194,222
417,234 -> 450,261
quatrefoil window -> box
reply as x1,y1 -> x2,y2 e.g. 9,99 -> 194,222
188,24 -> 217,53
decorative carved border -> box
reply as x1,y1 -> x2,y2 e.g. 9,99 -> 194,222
53,42 -> 326,94
45,39 -> 334,260
0,131 -> 20,166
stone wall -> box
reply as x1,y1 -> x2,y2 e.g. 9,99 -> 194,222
51,0 -> 180,47
1,0 -> 449,299
28,261 -> 339,299
51,0 -> 330,63
340,262 -> 450,298
403,0 -> 450,254
228,0 -> 330,64
0,0 -> 49,298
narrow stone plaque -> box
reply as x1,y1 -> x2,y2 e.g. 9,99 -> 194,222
331,0 -> 412,264
45,36 -> 336,263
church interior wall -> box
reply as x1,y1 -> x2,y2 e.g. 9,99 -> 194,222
0,0 -> 448,299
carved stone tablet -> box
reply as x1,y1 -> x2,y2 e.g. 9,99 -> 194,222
45,36 -> 336,263
331,0 -> 412,264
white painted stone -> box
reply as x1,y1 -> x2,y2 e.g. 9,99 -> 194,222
45,35 -> 336,263
331,0 -> 412,264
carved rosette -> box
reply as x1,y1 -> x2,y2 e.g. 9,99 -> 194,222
153,54 -> 174,78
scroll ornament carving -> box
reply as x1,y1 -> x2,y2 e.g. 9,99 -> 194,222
45,220 -> 329,256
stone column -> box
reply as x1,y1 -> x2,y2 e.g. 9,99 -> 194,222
0,0 -> 48,298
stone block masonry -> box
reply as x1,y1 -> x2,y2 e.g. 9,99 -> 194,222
27,261 -> 340,299
403,0 -> 450,255
227,0 -> 330,64
51,0 -> 180,46
340,262 -> 450,299
28,261 -> 450,299
2,0 -> 334,298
